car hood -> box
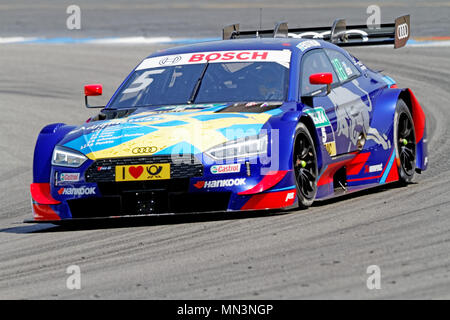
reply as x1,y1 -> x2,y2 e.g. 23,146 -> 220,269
60,103 -> 280,160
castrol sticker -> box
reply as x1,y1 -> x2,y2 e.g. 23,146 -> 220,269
210,164 -> 241,174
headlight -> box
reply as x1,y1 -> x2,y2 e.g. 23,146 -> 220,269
206,134 -> 268,160
51,146 -> 88,168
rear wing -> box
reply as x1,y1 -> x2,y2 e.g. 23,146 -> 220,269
223,15 -> 410,49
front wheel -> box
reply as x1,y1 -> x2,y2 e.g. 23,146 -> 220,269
293,122 -> 318,208
394,99 -> 416,184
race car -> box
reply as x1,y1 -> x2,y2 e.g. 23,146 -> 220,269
27,15 -> 427,223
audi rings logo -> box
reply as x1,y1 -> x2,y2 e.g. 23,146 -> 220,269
159,56 -> 182,65
132,146 -> 158,154
397,23 -> 409,40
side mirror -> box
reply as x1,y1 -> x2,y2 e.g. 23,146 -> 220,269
309,73 -> 333,95
84,84 -> 104,108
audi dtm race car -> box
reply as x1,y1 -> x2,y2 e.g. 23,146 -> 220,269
27,15 -> 428,223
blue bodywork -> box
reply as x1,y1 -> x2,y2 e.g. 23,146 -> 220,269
29,38 -> 428,221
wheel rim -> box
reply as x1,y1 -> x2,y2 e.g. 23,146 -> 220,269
397,112 -> 416,176
294,132 -> 317,200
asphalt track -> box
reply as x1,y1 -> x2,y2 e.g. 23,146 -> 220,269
0,1 -> 450,300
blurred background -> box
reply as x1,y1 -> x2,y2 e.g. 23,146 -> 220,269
0,0 -> 448,39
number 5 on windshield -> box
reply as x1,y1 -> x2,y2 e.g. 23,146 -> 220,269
123,69 -> 165,94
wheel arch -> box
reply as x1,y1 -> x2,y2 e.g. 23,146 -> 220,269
272,110 -> 324,173
33,123 -> 77,183
370,87 -> 427,172
398,88 -> 427,171
299,114 -> 324,173
398,88 -> 426,144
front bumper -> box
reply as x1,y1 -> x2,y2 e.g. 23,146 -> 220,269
29,155 -> 298,222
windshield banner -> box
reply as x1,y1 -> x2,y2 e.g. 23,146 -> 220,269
136,50 -> 291,70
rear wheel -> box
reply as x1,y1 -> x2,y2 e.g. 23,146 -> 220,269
394,99 -> 416,184
293,123 -> 318,208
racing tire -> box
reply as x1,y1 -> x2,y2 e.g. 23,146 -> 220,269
293,122 -> 318,208
394,99 -> 416,184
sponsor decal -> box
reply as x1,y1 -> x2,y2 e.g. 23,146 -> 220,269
290,30 -> 369,42
84,120 -> 123,133
65,108 -> 273,159
365,164 -> 383,173
341,60 -> 353,76
285,191 -> 296,202
332,58 -> 349,81
321,127 -> 327,143
189,51 -> 269,63
210,164 -> 241,174
115,164 -> 170,181
325,141 -> 337,156
159,55 -> 182,65
194,178 -> 246,189
245,102 -> 258,107
58,173 -> 80,183
136,50 -> 291,70
394,16 -> 410,48
132,146 -> 158,154
296,40 -> 321,51
58,186 -> 97,196
397,23 -> 409,40
330,84 -> 391,151
97,166 -> 112,171
153,104 -> 224,113
128,115 -> 164,123
356,60 -> 367,70
304,107 -> 331,128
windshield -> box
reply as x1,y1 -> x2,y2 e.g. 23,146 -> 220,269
109,56 -> 290,109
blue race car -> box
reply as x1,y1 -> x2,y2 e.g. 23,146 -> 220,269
28,15 -> 427,222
